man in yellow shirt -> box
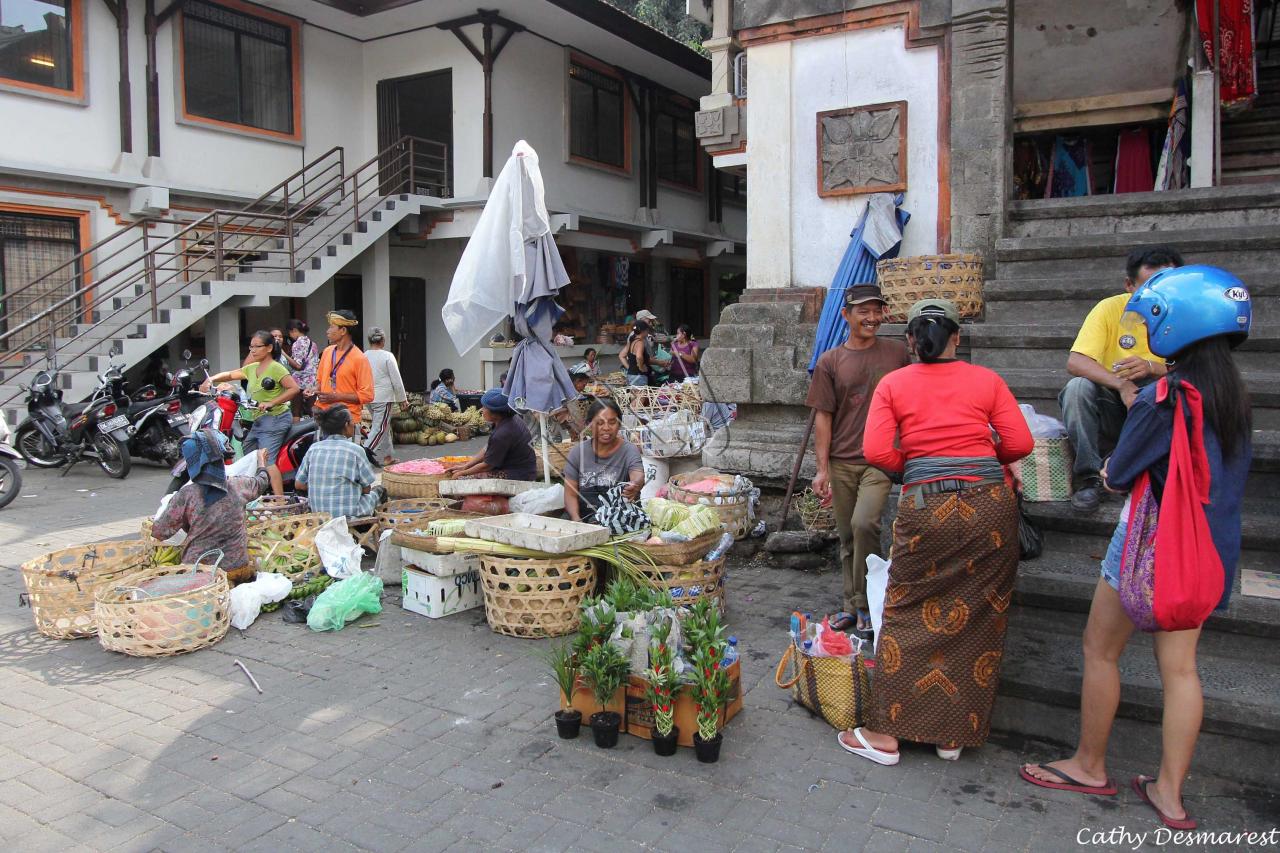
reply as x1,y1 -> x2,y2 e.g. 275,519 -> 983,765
1060,246 -> 1182,512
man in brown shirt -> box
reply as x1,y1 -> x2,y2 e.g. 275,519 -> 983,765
807,284 -> 910,630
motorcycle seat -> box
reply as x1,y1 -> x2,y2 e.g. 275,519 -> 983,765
282,418 -> 315,443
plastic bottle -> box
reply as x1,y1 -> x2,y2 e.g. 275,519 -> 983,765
722,636 -> 739,667
802,639 -> 813,654
703,531 -> 735,562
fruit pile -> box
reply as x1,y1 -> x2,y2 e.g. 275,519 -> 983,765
390,401 -> 489,445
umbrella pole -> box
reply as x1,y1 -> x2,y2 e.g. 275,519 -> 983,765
540,413 -> 551,485
780,409 -> 817,527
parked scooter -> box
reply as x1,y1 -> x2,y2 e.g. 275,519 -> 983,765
122,349 -> 211,467
13,353 -> 132,479
0,411 -> 24,509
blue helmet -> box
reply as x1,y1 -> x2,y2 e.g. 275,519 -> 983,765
1123,265 -> 1251,358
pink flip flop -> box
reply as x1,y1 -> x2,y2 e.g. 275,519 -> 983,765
1132,775 -> 1196,830
1019,764 -> 1117,796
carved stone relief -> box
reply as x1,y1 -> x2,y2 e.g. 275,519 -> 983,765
816,101 -> 908,197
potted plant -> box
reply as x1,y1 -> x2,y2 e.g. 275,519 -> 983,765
689,642 -> 730,763
643,618 -> 683,756
682,599 -> 725,655
537,641 -> 581,739
580,642 -> 629,748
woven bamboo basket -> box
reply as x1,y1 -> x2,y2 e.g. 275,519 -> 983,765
639,557 -> 725,610
610,382 -> 702,424
796,489 -> 836,532
94,564 -> 230,657
376,498 -> 458,536
246,511 -> 331,548
533,439 -> 577,479
875,253 -> 984,323
478,555 -> 597,639
667,471 -> 753,540
381,469 -> 448,499
634,530 -> 720,567
244,495 -> 309,525
249,537 -> 320,577
19,540 -> 157,639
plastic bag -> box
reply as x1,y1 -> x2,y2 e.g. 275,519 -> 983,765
816,618 -> 854,657
610,611 -> 650,673
373,528 -> 402,586
228,571 -> 293,629
307,571 -> 383,631
226,451 -> 260,479
281,595 -> 316,623
866,554 -> 890,654
315,516 -> 364,579
509,484 -> 564,515
1019,404 -> 1067,439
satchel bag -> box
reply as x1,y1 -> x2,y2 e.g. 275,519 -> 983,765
774,640 -> 870,731
1117,379 -> 1224,632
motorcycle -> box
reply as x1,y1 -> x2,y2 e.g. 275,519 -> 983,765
0,411 -> 24,509
14,354 -> 132,479
121,349 -> 210,467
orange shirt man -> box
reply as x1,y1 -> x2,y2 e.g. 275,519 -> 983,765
309,310 -> 374,422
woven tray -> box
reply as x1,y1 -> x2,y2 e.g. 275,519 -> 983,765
381,469 -> 448,499
94,565 -> 230,657
633,530 -> 721,566
478,555 -> 597,638
875,253 -> 984,323
464,513 -> 610,554
244,495 -> 309,525
439,478 -> 538,498
20,540 -> 157,639
639,557 -> 725,610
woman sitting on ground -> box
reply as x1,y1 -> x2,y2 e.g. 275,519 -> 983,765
445,389 -> 537,481
840,299 -> 1034,767
430,368 -> 462,412
563,398 -> 644,522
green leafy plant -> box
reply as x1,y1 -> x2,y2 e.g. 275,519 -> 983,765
580,642 -> 630,714
535,641 -> 578,709
643,618 -> 682,736
682,599 -> 725,654
573,596 -> 617,661
688,642 -> 730,741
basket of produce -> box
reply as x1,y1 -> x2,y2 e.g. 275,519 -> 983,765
666,468 -> 754,540
244,494 -> 309,525
633,528 -> 721,566
875,253 -> 984,323
796,488 -> 836,532
94,558 -> 230,657
381,458 -> 450,498
19,540 -> 157,639
639,557 -> 725,610
247,512 -> 330,554
478,554 -> 597,638
262,570 -> 334,612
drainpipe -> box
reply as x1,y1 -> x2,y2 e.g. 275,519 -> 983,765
145,0 -> 160,157
102,0 -> 132,153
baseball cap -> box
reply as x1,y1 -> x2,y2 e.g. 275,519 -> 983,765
843,284 -> 887,307
906,298 -> 961,325
636,309 -> 658,323
481,388 -> 514,414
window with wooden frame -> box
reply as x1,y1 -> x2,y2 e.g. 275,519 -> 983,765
0,208 -> 85,351
655,92 -> 699,189
568,57 -> 627,171
0,0 -> 84,101
179,0 -> 301,139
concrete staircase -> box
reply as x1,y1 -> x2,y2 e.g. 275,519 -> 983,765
1222,59 -> 1280,185
978,185 -> 1280,785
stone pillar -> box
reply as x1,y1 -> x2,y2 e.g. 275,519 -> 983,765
648,258 -> 672,327
361,235 -> 392,339
745,40 -> 792,290
1190,69 -> 1215,188
202,302 -> 241,370
948,0 -> 1012,266
306,280 -> 334,344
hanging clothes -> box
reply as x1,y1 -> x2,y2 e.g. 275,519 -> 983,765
1114,128 -> 1154,194
1045,136 -> 1093,198
1197,0 -> 1257,107
1012,139 -> 1047,200
1155,79 -> 1191,191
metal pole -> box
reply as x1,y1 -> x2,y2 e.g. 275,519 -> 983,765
213,217 -> 225,280
284,185 -> 294,274
1213,0 -> 1221,186
779,409 -> 817,527
142,226 -> 157,321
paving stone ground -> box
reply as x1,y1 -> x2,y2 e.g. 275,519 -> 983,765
0,459 -> 1276,852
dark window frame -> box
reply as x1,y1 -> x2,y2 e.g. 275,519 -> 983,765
567,54 -> 630,175
0,0 -> 85,103
654,92 -> 700,191
720,171 -> 746,207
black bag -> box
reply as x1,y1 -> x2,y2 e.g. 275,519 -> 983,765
1018,495 -> 1043,560
282,595 -> 317,623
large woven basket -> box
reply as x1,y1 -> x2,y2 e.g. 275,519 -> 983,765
358,497 -> 462,555
610,382 -> 702,424
533,439 -> 578,479
667,471 -> 753,540
381,469 -> 448,499
634,530 -> 720,567
478,555 -> 597,639
639,557 -> 725,610
244,495 -> 309,525
20,540 -> 156,639
875,253 -> 984,323
246,511 -> 330,544
94,564 -> 230,657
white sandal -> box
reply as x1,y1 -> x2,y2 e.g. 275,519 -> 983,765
936,746 -> 963,761
837,728 -> 900,766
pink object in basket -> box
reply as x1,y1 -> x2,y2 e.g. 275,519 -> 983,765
682,477 -> 725,494
387,459 -> 446,475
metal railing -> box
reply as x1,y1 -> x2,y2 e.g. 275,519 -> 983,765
0,135 -> 448,404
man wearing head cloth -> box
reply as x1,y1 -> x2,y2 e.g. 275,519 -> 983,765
308,309 -> 375,422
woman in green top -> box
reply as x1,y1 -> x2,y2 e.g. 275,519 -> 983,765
202,330 -> 300,463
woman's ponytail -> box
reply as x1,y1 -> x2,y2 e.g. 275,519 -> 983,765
906,316 -> 959,363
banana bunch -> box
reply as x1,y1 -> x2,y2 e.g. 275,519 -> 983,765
261,572 -> 333,612
153,545 -> 182,566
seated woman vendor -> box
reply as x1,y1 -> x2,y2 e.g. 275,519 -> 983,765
445,389 -> 537,480
563,398 -> 643,522
151,430 -> 284,585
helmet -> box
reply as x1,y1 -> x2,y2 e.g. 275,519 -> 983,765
568,362 -> 591,377
1122,265 -> 1251,358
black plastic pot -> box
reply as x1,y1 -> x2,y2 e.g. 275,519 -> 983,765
589,711 -> 621,748
554,709 -> 582,739
693,732 -> 723,764
652,726 -> 679,756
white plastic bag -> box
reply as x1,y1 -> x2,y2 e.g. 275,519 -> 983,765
1018,404 -> 1067,439
228,571 -> 293,629
315,516 -> 364,579
610,612 -> 650,674
509,483 -> 565,515
226,451 -> 261,479
866,554 -> 891,654
373,528 -> 402,586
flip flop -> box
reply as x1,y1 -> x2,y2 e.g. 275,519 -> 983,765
1132,775 -> 1196,830
1018,763 -> 1118,796
829,612 -> 856,631
837,728 -> 900,766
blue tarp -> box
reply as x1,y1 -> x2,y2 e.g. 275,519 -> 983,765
807,195 -> 910,373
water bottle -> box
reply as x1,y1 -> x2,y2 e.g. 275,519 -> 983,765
802,639 -> 813,654
722,636 -> 739,667
704,531 -> 735,562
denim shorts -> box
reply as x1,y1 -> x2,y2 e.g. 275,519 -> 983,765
1099,497 -> 1131,591
243,410 -> 292,462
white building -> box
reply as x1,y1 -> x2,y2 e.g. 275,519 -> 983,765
0,0 -> 745,417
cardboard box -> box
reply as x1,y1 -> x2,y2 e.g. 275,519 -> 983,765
401,547 -> 480,578
401,565 -> 483,619
625,660 -> 742,746
564,676 -> 627,731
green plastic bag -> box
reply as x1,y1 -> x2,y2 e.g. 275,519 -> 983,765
306,572 -> 383,631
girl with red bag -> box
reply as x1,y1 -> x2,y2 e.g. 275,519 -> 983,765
1020,266 -> 1253,831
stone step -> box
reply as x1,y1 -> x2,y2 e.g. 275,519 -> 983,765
996,225 -> 1280,277
1022,497 -> 1280,553
982,276 -> 1280,325
1223,134 -> 1280,155
1223,151 -> 1280,172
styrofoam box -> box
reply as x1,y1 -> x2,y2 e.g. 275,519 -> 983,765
401,547 -> 480,578
438,478 -> 539,497
464,512 -> 609,554
401,565 -> 483,619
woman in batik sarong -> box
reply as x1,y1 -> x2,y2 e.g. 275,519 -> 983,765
840,299 -> 1033,766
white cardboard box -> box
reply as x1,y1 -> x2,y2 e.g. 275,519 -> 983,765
401,565 -> 483,619
401,547 -> 480,577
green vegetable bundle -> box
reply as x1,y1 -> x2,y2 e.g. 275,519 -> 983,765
672,504 -> 720,539
644,498 -> 690,532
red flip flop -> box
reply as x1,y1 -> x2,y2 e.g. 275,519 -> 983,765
1018,763 -> 1118,796
1132,775 -> 1196,830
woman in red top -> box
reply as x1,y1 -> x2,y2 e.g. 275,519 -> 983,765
838,299 -> 1033,767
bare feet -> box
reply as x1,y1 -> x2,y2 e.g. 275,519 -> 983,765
1021,758 -> 1109,789
855,728 -> 899,753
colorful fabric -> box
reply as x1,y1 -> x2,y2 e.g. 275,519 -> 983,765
1045,136 -> 1092,198
1070,293 -> 1158,368
290,336 -> 319,390
1155,79 -> 1190,191
869,482 -> 1019,748
1197,0 -> 1256,107
152,473 -> 268,567
1113,128 -> 1154,194
296,435 -> 378,519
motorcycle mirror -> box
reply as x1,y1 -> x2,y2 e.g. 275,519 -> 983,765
182,349 -> 192,361
199,359 -> 209,369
